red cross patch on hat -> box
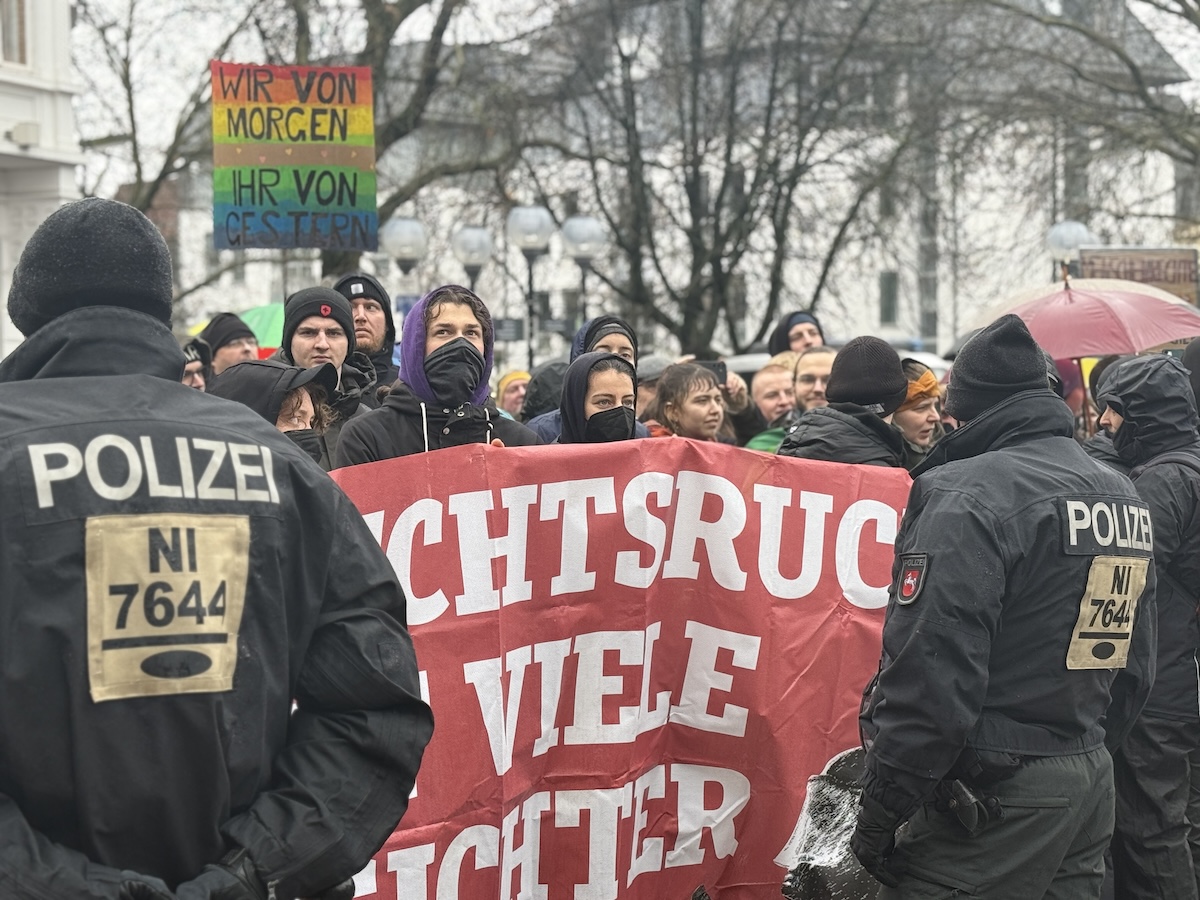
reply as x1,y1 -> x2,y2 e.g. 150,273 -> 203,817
320,303 -> 332,317
896,554 -> 928,606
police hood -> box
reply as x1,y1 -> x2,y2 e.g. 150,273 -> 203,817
1099,354 -> 1200,466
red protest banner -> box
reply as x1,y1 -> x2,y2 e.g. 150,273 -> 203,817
332,439 -> 911,900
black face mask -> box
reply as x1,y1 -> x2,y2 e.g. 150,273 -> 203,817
424,337 -> 484,408
583,405 -> 636,443
285,429 -> 323,463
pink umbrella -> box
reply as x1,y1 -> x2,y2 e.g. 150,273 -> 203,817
972,278 -> 1200,360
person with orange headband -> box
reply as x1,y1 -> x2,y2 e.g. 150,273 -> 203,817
893,359 -> 944,471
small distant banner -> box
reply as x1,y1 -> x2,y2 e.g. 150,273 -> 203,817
210,61 -> 377,251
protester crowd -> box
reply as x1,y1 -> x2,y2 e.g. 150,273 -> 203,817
3,197 -> 1199,900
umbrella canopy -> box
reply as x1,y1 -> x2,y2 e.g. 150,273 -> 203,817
970,278 -> 1200,360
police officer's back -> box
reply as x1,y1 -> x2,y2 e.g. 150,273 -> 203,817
852,315 -> 1156,899
0,199 -> 433,899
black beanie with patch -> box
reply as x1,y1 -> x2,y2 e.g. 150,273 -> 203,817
281,287 -> 356,361
945,314 -> 1048,422
825,336 -> 908,416
8,197 -> 174,336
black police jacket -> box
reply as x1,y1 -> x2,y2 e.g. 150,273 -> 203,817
1102,354 -> 1200,721
778,403 -> 905,467
861,391 -> 1156,821
335,380 -> 541,465
0,308 -> 433,897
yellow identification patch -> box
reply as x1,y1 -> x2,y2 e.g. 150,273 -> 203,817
1066,555 -> 1150,670
86,513 -> 249,702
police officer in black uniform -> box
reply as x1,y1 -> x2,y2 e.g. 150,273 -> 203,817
851,315 -> 1156,899
0,198 -> 433,899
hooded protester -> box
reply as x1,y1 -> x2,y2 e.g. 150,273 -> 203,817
520,357 -> 569,423
0,197 -> 431,900
332,272 -> 398,391
778,336 -> 907,467
1097,354 -> 1200,900
852,315 -> 1155,897
767,311 -> 825,355
526,315 -> 649,442
208,359 -> 339,464
335,284 -> 541,464
272,286 -> 377,470
1082,354 -> 1132,475
557,352 -> 638,444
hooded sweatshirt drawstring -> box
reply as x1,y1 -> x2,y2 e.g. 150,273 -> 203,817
420,401 -> 429,453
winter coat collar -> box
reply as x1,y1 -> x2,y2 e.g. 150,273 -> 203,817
782,402 -> 905,466
912,389 -> 1073,477
0,306 -> 184,383
382,380 -> 499,452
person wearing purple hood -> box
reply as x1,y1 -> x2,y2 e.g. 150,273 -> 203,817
335,285 -> 541,464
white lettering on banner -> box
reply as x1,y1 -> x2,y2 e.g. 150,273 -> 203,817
465,622 -> 760,776
754,486 -> 833,599
364,472 -> 902,626
373,765 -> 750,900
835,500 -> 898,609
28,435 -> 280,509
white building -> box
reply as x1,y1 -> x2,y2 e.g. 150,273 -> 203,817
0,0 -> 82,357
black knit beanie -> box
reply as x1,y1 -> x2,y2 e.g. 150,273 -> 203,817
825,336 -> 907,416
281,287 -> 356,360
199,312 -> 255,354
8,197 -> 174,336
945,314 -> 1047,422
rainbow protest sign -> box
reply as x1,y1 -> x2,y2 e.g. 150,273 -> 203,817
211,61 -> 377,250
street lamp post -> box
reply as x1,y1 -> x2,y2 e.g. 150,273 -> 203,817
561,214 -> 607,323
451,226 -> 493,291
379,216 -> 428,276
506,206 -> 555,369
1046,219 -> 1093,282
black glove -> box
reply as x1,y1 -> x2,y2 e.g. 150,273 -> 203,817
175,848 -> 267,900
850,794 -> 905,888
120,879 -> 175,900
309,879 -> 355,900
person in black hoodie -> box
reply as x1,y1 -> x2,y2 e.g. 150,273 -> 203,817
335,284 -> 540,464
557,352 -> 638,443
778,336 -> 907,467
767,311 -> 825,355
1083,354 -> 1132,475
1097,354 -> 1200,900
208,358 -> 339,464
332,272 -> 398,392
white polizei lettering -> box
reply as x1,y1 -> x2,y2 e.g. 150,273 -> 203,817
1091,501 -> 1114,546
140,436 -> 182,498
670,621 -> 760,736
437,825 -> 500,900
84,435 -> 143,501
1142,507 -> 1154,550
628,766 -> 666,885
1066,500 -> 1090,546
662,471 -> 748,591
566,630 -> 645,745
1113,503 -> 1131,549
175,437 -> 197,499
192,438 -> 236,501
637,622 -> 671,737
28,442 -> 84,508
386,843 -> 435,900
259,445 -> 280,504
449,485 -> 537,616
540,477 -> 617,596
229,443 -> 271,503
754,486 -> 832,599
666,765 -> 751,867
501,792 -> 550,900
387,499 -> 449,627
614,472 -> 674,589
531,639 -> 572,757
553,786 -> 633,900
463,645 -> 532,776
836,499 -> 898,610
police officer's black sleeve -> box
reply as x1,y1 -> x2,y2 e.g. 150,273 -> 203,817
221,491 -> 434,899
0,793 -> 172,898
861,486 -> 1006,821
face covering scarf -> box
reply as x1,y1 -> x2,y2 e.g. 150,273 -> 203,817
583,405 -> 636,442
424,337 -> 484,408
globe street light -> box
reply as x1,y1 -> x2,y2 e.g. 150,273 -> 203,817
451,226 -> 493,291
561,214 -> 607,322
379,217 -> 428,276
506,205 -> 555,369
1046,219 -> 1093,282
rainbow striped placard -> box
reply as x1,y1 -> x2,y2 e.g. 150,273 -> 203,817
211,61 -> 377,250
